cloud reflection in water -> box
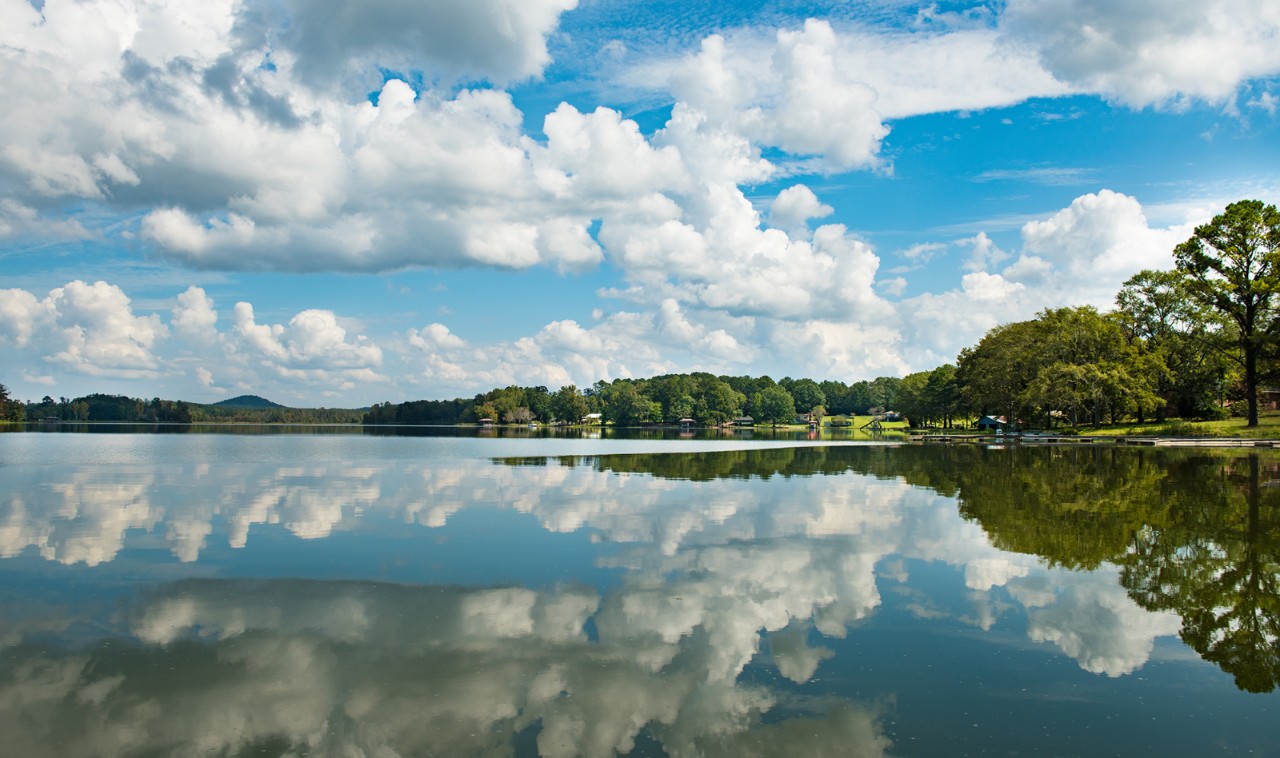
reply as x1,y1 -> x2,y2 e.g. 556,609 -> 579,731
0,445 -> 1215,755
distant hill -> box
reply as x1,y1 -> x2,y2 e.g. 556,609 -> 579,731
208,395 -> 287,409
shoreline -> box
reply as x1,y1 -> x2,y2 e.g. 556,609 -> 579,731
910,432 -> 1280,448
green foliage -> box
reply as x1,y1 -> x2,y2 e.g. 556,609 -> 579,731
696,375 -> 746,423
336,373 -> 912,429
1115,268 -> 1233,421
472,402 -> 499,423
958,306 -> 1163,427
526,386 -> 552,422
1175,199 -> 1280,426
540,445 -> 871,481
721,374 -> 776,402
182,403 -> 362,423
752,384 -> 796,426
896,364 -> 960,428
83,393 -> 142,421
0,382 -> 22,421
364,374 -> 842,428
844,381 -> 875,415
669,394 -> 695,421
957,318 -> 1047,422
783,377 -> 826,413
1120,454 -> 1280,692
869,376 -> 901,410
364,397 -> 470,425
550,384 -> 590,423
598,380 -> 662,426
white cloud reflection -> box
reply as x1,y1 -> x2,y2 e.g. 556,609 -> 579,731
1,580 -> 890,758
0,451 -> 1184,692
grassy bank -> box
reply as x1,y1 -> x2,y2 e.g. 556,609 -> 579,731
1068,413 -> 1280,439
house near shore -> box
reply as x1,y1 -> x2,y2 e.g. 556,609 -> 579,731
1263,387 -> 1280,411
582,413 -> 602,424
975,415 -> 1007,432
734,416 -> 754,426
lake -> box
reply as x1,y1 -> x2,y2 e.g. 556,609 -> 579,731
1,430 -> 1277,756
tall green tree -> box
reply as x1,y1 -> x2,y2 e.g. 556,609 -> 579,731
526,386 -> 552,422
646,374 -> 697,422
1028,307 -> 1162,426
551,385 -> 589,423
925,364 -> 961,428
0,382 -> 16,421
600,381 -> 661,426
488,386 -> 526,423
957,318 -> 1047,424
698,376 -> 745,423
819,380 -> 854,415
869,376 -> 901,411
1115,269 -> 1230,420
895,371 -> 932,426
785,378 -> 826,414
753,385 -> 796,426
959,307 -> 1161,427
899,365 -> 962,428
846,380 -> 875,415
1175,200 -> 1280,427
473,401 -> 499,422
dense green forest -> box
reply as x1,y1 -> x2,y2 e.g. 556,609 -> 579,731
362,373 -> 905,427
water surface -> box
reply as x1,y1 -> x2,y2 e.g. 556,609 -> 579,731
1,433 -> 1276,756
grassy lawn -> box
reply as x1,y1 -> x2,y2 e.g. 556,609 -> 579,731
856,416 -> 911,431
899,412 -> 1280,439
1071,412 -> 1280,439
817,416 -> 911,431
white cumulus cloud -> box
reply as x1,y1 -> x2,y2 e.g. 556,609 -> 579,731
1001,0 -> 1280,107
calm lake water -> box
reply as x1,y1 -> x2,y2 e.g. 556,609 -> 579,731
1,430 -> 1277,757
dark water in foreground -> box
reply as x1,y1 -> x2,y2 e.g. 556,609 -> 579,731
0,431 -> 1277,756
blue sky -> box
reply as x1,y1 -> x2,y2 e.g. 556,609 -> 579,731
2,0 -> 1279,406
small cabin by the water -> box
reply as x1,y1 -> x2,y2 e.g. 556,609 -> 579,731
975,415 -> 1007,432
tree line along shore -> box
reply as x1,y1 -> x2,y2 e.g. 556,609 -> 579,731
2,199 -> 1277,433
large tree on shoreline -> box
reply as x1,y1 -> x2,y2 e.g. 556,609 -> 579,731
1175,200 -> 1280,427
1114,269 -> 1229,421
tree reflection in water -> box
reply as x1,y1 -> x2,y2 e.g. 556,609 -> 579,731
550,444 -> 1280,693
1121,453 -> 1280,693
